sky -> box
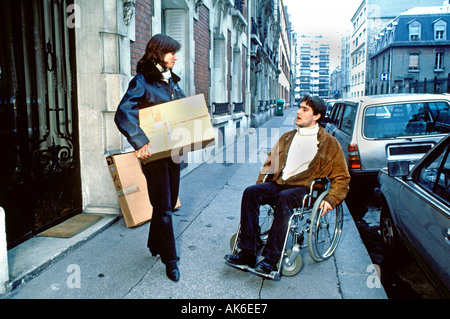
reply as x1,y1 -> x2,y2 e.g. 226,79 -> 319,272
283,0 -> 362,69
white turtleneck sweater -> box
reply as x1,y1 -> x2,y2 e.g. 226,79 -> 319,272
282,123 -> 319,181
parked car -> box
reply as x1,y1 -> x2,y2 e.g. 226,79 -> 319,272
377,134 -> 450,298
324,99 -> 338,117
323,94 -> 450,216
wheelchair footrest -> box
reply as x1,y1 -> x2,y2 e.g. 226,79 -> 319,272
224,258 -> 281,280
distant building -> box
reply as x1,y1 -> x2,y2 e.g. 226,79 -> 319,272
249,0 -> 280,126
348,0 -> 445,98
296,35 -> 331,99
341,31 -> 352,99
369,5 -> 450,94
278,1 -> 292,110
330,68 -> 342,99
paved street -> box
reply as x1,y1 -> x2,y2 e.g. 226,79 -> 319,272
3,107 -> 387,301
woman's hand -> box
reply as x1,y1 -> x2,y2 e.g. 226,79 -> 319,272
135,142 -> 152,159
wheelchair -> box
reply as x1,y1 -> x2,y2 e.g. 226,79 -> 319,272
226,177 -> 344,280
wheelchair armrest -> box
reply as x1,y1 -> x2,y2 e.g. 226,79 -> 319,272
262,173 -> 275,183
308,178 -> 330,206
310,178 -> 329,191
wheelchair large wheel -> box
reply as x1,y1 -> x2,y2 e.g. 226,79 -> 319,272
307,192 -> 344,262
229,204 -> 274,251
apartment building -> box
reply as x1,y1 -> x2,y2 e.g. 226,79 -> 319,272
297,34 -> 331,99
348,0 -> 444,97
369,5 -> 450,94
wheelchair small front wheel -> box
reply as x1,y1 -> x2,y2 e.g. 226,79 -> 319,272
229,233 -> 239,251
307,200 -> 344,262
281,249 -> 303,277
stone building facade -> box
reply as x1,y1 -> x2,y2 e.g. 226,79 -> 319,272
369,6 -> 450,95
347,0 -> 444,98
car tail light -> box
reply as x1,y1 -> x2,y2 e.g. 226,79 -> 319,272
348,144 -> 361,169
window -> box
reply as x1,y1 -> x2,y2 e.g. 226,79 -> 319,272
165,9 -> 187,90
435,52 -> 444,71
409,53 -> 419,71
434,20 -> 447,40
436,25 -> 445,40
409,21 -> 421,41
330,104 -> 344,126
363,102 -> 450,138
212,38 -> 225,102
417,143 -> 450,203
340,105 -> 357,135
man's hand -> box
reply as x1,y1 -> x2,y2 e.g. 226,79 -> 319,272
319,200 -> 333,216
135,142 -> 152,159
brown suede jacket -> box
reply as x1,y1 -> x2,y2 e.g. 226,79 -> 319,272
256,126 -> 350,208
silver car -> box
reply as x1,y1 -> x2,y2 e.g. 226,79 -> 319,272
377,134 -> 450,298
323,94 -> 450,216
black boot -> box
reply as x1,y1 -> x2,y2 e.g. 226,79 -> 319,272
165,261 -> 180,282
255,258 -> 276,274
225,249 -> 256,268
149,248 -> 159,257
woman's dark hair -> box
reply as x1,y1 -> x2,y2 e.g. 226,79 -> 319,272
301,95 -> 326,123
137,34 -> 181,72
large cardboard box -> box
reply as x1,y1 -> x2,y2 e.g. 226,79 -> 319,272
106,152 -> 180,228
138,94 -> 215,163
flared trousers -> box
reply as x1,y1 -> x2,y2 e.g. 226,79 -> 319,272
141,157 -> 180,264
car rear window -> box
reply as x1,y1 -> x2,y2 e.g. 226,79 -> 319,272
363,101 -> 450,138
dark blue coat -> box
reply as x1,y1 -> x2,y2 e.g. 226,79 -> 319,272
114,65 -> 185,150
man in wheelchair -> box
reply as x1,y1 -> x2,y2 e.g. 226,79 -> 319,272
225,95 -> 350,275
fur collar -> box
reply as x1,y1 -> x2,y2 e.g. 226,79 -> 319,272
138,61 -> 181,84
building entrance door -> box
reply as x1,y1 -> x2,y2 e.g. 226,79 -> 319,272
0,0 -> 81,248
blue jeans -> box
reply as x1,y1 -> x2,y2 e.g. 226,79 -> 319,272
239,182 -> 308,262
141,157 -> 180,264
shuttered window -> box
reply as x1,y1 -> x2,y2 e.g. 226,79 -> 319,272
164,9 -> 187,91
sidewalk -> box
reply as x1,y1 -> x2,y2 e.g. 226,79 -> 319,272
3,107 -> 387,299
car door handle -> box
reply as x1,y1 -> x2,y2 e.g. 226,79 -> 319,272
442,228 -> 450,244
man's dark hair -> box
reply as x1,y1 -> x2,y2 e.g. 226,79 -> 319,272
301,95 -> 326,123
137,34 -> 181,72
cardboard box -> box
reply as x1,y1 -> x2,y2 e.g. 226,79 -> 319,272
138,94 -> 215,163
106,152 -> 180,228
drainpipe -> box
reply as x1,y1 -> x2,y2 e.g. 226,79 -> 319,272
0,207 -> 8,296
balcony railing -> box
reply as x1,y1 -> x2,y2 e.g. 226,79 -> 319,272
234,0 -> 244,15
212,101 -> 246,116
257,100 -> 276,112
233,102 -> 244,113
212,102 -> 230,115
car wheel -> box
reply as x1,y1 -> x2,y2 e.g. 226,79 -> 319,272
380,205 -> 403,258
346,189 -> 367,220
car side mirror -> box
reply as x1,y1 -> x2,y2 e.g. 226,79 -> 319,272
387,161 -> 410,180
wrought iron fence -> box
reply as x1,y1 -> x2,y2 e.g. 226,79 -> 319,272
233,102 -> 244,113
408,75 -> 450,94
212,102 -> 230,115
